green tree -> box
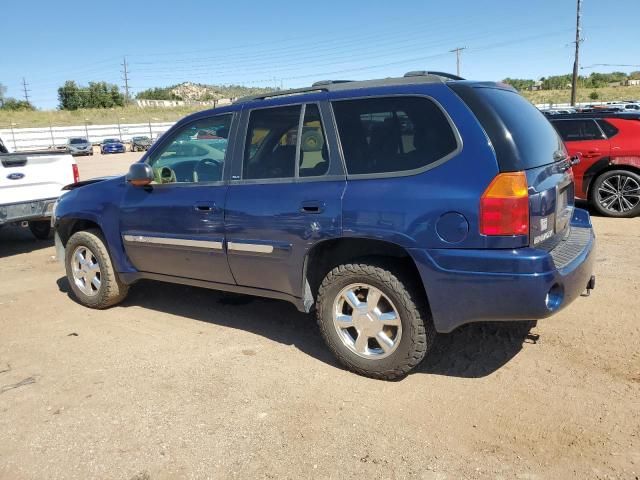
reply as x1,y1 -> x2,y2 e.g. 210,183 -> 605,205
589,91 -> 599,100
58,80 -> 82,110
502,78 -> 536,91
136,87 -> 182,101
0,98 -> 35,111
58,80 -> 125,110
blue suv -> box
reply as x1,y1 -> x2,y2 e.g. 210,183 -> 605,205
52,72 -> 596,379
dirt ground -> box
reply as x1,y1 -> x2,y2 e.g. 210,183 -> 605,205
0,152 -> 638,480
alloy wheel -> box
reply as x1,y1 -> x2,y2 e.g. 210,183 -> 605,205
332,283 -> 402,359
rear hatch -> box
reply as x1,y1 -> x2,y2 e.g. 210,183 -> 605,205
0,153 -> 76,204
451,83 -> 574,249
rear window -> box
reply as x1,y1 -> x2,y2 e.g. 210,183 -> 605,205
596,119 -> 619,138
552,119 -> 603,141
332,96 -> 458,175
452,85 -> 565,171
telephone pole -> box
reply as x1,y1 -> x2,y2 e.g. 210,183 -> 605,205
570,0 -> 583,106
449,47 -> 466,77
121,56 -> 131,103
21,77 -> 31,103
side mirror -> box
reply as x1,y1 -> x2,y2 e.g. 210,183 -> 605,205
126,163 -> 154,187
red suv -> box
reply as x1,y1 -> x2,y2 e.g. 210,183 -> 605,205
550,113 -> 640,217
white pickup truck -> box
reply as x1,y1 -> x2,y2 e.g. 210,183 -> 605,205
0,135 -> 78,239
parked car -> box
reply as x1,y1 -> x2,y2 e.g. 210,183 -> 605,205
130,136 -> 152,152
66,137 -> 93,156
100,138 -> 125,154
1,135 -> 78,239
52,73 -> 596,379
549,112 -> 640,217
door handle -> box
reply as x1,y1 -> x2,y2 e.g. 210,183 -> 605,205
582,150 -> 600,158
194,202 -> 218,212
300,200 -> 325,214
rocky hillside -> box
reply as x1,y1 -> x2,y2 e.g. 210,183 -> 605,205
136,83 -> 277,102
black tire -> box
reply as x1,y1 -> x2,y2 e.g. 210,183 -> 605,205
316,262 -> 434,380
64,229 -> 129,309
28,220 -> 52,240
590,169 -> 640,218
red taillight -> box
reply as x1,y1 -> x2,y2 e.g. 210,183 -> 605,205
480,172 -> 529,236
72,163 -> 79,183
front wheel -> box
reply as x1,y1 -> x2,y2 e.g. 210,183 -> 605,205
316,262 -> 434,380
28,220 -> 52,240
590,169 -> 640,218
65,229 -> 129,308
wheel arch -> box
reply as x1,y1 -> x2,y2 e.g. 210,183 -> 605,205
585,160 -> 640,199
301,237 -> 430,314
56,217 -> 103,247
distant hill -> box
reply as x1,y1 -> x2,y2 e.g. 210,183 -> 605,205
136,82 -> 278,102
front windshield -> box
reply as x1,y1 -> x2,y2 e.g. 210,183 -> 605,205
70,138 -> 87,145
104,139 -> 119,144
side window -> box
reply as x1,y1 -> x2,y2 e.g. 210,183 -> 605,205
332,96 -> 457,175
299,104 -> 329,177
596,119 -> 619,138
553,120 -> 603,142
147,114 -> 231,184
243,106 -> 301,180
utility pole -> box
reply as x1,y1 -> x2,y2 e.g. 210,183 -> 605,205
121,56 -> 131,103
570,0 -> 583,106
21,77 -> 30,103
449,47 -> 466,77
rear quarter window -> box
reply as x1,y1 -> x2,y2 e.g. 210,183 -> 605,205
452,85 -> 565,171
331,96 -> 458,176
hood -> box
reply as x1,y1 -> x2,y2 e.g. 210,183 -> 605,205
62,175 -> 119,191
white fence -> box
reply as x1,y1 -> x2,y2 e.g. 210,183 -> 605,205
0,121 -> 176,152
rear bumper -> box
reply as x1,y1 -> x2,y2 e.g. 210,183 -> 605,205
410,208 -> 596,333
0,198 -> 57,225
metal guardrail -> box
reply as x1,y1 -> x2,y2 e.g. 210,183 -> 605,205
0,121 -> 176,152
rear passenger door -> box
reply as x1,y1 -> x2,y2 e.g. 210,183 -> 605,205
551,119 -> 610,195
224,102 -> 346,298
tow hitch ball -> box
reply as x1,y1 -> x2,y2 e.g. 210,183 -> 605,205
584,275 -> 596,297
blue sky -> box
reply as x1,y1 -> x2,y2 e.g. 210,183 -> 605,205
2,0 -> 639,109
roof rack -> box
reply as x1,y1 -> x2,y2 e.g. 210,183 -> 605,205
235,86 -> 329,104
404,70 -> 465,81
311,80 -> 354,87
235,73 -> 457,104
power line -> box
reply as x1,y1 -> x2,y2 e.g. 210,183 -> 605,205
571,0 -> 583,106
121,56 -> 131,102
21,77 -> 31,103
449,47 -> 467,76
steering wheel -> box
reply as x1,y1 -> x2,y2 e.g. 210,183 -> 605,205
194,158 -> 223,183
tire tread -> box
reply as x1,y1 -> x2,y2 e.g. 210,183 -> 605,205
316,262 -> 434,380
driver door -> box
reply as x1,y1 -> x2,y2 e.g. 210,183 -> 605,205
119,113 -> 236,284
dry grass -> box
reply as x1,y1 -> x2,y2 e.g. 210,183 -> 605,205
522,85 -> 640,105
2,85 -> 640,129
0,105 -> 207,129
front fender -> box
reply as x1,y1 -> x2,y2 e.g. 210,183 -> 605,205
54,176 -> 135,274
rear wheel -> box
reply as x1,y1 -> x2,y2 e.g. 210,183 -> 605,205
65,229 -> 129,308
590,169 -> 640,218
316,262 -> 434,380
28,220 -> 52,240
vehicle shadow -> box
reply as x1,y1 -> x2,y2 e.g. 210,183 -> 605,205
0,225 -> 53,258
418,321 -> 538,378
56,277 -> 538,379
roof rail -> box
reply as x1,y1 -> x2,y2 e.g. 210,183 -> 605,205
404,70 -> 465,81
311,80 -> 354,87
235,74 -> 452,104
235,86 -> 329,104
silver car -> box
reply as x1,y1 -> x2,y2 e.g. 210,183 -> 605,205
67,137 -> 93,156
